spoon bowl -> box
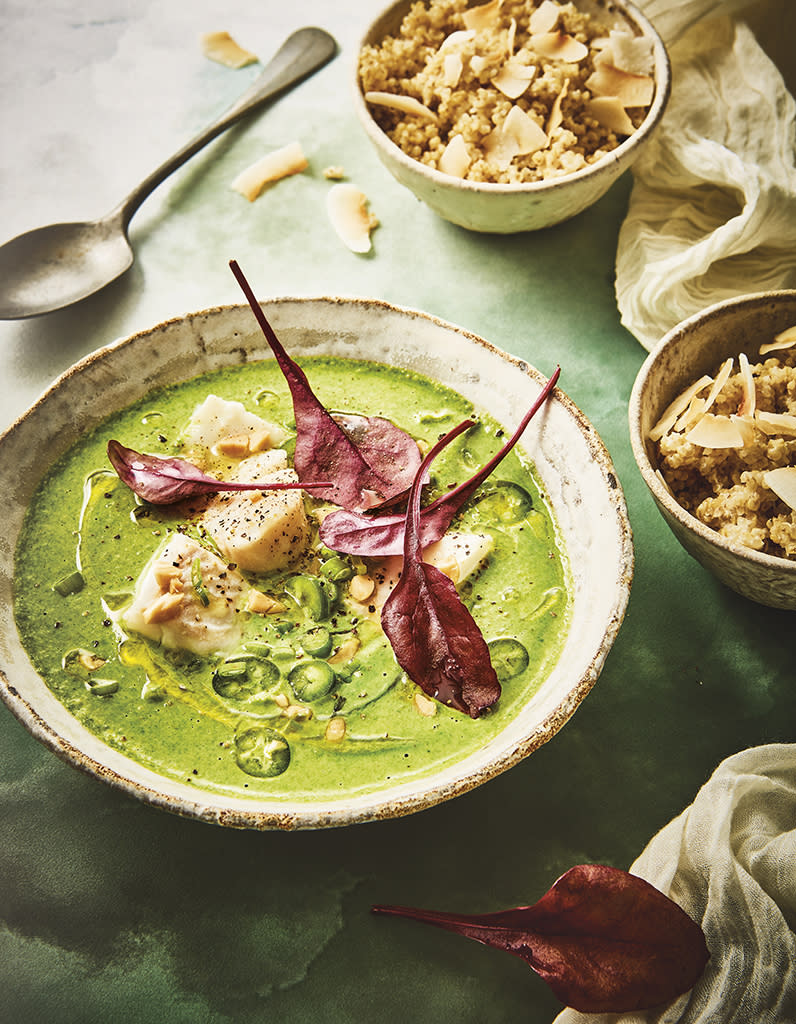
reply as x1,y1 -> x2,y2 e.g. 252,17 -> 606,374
0,216 -> 132,319
0,26 -> 337,320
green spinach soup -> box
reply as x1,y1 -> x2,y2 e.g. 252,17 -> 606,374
14,356 -> 570,802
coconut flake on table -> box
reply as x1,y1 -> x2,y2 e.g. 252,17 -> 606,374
200,31 -> 258,68
231,141 -> 308,201
326,183 -> 379,253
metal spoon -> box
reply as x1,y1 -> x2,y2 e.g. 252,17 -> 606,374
0,26 -> 337,320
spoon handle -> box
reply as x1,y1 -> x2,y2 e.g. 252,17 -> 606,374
113,26 -> 337,229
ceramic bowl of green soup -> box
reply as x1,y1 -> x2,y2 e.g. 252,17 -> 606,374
0,298 -> 632,829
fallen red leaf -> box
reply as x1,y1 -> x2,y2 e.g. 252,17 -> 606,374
372,864 -> 710,1013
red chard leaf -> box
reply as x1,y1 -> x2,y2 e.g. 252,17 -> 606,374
107,441 -> 328,505
372,864 -> 710,1013
320,367 -> 560,556
319,419 -> 475,556
230,260 -> 422,510
380,424 -> 501,718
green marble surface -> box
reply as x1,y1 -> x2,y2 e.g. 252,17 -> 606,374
0,3 -> 793,1021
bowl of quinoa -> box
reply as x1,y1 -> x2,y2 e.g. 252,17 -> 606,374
354,0 -> 670,232
629,290 -> 796,610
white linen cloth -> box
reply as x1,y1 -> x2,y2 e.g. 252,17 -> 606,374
616,1 -> 796,350
552,744 -> 796,1023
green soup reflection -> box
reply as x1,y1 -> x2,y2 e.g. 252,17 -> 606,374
13,356 -> 570,802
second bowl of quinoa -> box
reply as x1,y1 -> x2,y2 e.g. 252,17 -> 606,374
354,0 -> 670,233
629,290 -> 796,610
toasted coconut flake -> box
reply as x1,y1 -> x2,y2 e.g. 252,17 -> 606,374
737,352 -> 757,417
443,52 -> 464,87
504,105 -> 548,154
529,31 -> 589,63
493,59 -> 537,99
546,79 -> 569,134
506,18 -> 517,57
685,413 -> 747,449
483,127 -> 519,170
364,90 -> 438,122
674,396 -> 707,434
481,104 -> 549,168
703,357 -> 734,413
484,105 -> 546,170
326,183 -> 378,254
731,413 -> 758,446
231,141 -> 308,201
462,0 -> 503,32
529,0 -> 560,35
439,133 -> 471,177
764,467 -> 796,510
586,95 -> 634,135
755,410 -> 796,437
470,54 -> 488,76
201,31 -> 258,69
760,324 -> 796,354
648,374 -> 713,441
586,63 -> 654,107
439,29 -> 476,52
604,30 -> 654,76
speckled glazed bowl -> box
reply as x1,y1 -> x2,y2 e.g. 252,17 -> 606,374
0,299 -> 632,829
353,0 -> 670,233
630,290 -> 796,610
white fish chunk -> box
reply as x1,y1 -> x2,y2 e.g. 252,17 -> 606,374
200,451 -> 311,572
184,394 -> 287,453
123,534 -> 246,655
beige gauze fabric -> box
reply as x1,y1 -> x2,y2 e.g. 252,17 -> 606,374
615,0 -> 796,350
552,744 -> 796,1023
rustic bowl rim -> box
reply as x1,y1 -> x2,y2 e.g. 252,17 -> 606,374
629,289 -> 796,577
1,296 -> 633,829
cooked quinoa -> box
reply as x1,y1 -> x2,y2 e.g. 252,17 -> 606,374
652,343 -> 796,560
358,0 -> 655,184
